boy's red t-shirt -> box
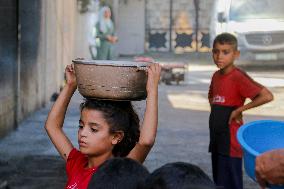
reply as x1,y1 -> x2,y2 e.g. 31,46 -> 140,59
65,148 -> 98,189
209,68 -> 262,107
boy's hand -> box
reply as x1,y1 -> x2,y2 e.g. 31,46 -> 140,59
146,63 -> 161,95
255,149 -> 284,189
65,64 -> 77,89
228,109 -> 242,124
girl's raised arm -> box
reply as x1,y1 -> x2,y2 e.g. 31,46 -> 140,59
45,65 -> 76,161
127,63 -> 161,163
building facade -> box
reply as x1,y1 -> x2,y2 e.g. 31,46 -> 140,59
113,0 -> 214,55
0,0 -> 78,137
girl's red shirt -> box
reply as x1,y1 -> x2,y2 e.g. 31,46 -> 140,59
65,148 -> 98,189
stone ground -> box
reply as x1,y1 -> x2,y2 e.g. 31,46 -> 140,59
1,53 -> 284,189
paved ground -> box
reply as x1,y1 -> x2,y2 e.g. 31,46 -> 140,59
0,53 -> 283,189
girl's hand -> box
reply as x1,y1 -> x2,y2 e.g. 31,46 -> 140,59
65,64 -> 77,89
146,63 -> 161,95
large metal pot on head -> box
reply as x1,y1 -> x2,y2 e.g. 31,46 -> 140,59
72,60 -> 151,101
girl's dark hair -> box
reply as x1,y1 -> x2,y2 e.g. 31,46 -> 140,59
80,99 -> 140,157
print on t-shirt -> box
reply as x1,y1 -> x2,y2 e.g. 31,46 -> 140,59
212,95 -> 225,103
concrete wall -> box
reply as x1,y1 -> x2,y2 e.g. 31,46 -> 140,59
0,0 -> 77,138
116,0 -> 145,55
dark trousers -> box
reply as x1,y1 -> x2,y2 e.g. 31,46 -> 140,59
211,153 -> 243,189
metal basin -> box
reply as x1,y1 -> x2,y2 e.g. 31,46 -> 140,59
72,60 -> 149,101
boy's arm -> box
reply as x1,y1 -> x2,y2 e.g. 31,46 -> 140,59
127,63 -> 161,163
229,87 -> 273,124
45,65 -> 76,161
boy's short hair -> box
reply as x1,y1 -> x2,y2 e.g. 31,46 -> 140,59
213,32 -> 238,50
87,157 -> 149,189
145,162 -> 216,189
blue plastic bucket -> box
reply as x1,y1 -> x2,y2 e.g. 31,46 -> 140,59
237,120 -> 284,189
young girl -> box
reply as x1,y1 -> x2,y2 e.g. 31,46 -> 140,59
45,63 -> 161,189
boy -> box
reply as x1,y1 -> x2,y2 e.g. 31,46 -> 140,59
208,33 -> 273,189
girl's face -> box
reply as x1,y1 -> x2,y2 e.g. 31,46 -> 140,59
78,108 -> 117,156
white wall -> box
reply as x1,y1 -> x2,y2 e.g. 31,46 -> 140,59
116,0 -> 145,55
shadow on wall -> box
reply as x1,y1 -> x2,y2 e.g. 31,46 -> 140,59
0,0 -> 19,137
19,0 -> 41,116
0,0 -> 42,138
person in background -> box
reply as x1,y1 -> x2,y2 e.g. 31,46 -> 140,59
208,32 -> 273,189
96,6 -> 118,60
87,157 -> 149,189
255,148 -> 284,189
